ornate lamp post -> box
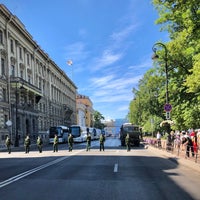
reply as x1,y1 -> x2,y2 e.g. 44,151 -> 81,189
152,42 -> 172,120
152,43 -> 169,104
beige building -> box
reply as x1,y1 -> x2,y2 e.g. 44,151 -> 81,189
0,4 -> 77,145
76,94 -> 94,127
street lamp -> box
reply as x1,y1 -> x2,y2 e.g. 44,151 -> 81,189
152,42 -> 171,120
152,43 -> 169,104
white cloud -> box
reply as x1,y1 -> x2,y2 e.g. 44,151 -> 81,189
90,51 -> 123,72
111,24 -> 138,44
64,41 -> 89,62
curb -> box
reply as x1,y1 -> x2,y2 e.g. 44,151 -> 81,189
148,146 -> 200,173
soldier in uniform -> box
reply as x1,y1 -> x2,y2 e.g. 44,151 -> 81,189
24,135 -> 31,153
99,133 -> 105,151
125,134 -> 131,151
86,132 -> 92,151
37,136 -> 43,153
68,133 -> 74,152
53,134 -> 58,152
5,135 -> 13,154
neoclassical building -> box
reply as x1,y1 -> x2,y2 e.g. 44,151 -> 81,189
0,4 -> 77,145
76,94 -> 94,128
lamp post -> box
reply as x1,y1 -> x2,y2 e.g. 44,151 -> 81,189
14,81 -> 19,147
152,42 -> 171,120
152,43 -> 169,104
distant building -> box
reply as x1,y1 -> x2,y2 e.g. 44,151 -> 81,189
101,118 -> 128,136
102,119 -> 115,136
76,94 -> 94,127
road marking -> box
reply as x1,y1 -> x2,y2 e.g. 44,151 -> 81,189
114,163 -> 118,173
0,150 -> 83,188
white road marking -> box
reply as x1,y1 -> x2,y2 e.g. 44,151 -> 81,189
0,150 -> 83,188
114,163 -> 118,173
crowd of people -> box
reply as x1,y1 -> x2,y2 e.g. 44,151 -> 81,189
155,129 -> 200,158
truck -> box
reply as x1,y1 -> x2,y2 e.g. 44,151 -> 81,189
120,123 -> 141,147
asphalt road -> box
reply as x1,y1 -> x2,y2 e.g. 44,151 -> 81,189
0,137 -> 200,200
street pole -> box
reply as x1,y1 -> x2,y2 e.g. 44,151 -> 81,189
14,81 -> 19,147
152,42 -> 169,105
152,42 -> 171,134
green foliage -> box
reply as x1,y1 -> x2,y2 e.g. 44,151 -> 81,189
128,0 -> 200,133
93,110 -> 106,129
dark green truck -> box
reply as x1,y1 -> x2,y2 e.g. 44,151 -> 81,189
120,123 -> 141,147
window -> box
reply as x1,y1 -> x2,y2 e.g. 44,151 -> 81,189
39,79 -> 41,89
10,39 -> 14,53
19,47 -> 22,60
27,54 -> 30,65
2,88 -> 6,101
4,114 -> 8,125
1,58 -> 5,76
0,30 -> 3,44
11,65 -> 15,76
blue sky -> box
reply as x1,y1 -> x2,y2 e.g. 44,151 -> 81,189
2,0 -> 168,120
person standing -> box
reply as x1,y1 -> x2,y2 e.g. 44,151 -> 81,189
125,134 -> 131,152
37,136 -> 43,153
99,133 -> 105,151
156,131 -> 162,148
182,133 -> 194,157
68,133 -> 74,152
24,135 -> 31,153
5,135 -> 13,154
53,134 -> 58,152
86,133 -> 91,151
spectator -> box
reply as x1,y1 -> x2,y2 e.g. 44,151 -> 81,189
174,131 -> 181,149
191,131 -> 198,156
182,133 -> 194,157
197,130 -> 200,151
166,133 -> 172,151
156,131 -> 161,148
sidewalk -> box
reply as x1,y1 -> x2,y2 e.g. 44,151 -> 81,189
147,144 -> 200,173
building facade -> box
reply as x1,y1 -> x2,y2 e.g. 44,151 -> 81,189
0,4 -> 77,145
76,94 -> 94,127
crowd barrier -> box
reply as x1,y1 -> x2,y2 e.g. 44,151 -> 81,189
144,138 -> 200,164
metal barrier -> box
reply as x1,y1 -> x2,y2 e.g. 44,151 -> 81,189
144,138 -> 199,164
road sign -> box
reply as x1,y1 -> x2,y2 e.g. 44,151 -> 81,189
164,103 -> 172,112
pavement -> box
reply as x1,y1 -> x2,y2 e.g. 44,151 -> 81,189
147,144 -> 200,173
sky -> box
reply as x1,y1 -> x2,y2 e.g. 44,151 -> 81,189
1,0 -> 168,120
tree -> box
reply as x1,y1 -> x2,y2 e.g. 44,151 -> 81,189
151,0 -> 200,130
93,111 -> 105,129
128,1 -> 200,132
